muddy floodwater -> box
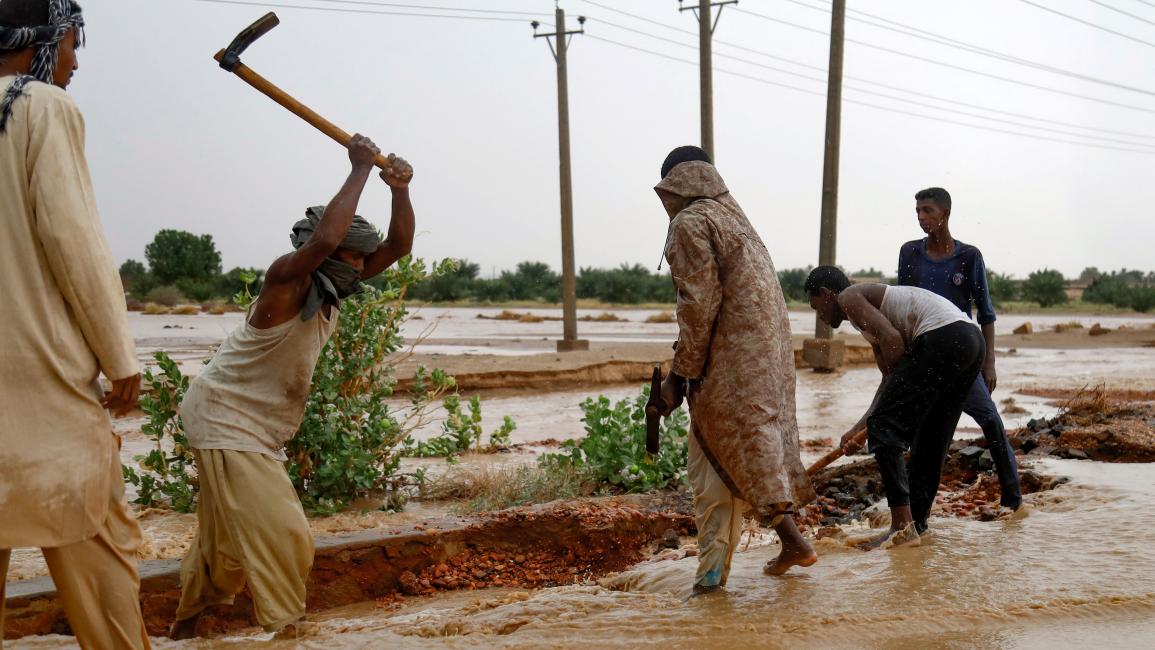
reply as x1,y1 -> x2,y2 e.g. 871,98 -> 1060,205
7,308 -> 1155,648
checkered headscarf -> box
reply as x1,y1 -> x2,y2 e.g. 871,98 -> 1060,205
0,0 -> 84,132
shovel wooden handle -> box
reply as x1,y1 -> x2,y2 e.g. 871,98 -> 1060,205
807,427 -> 867,476
214,50 -> 405,176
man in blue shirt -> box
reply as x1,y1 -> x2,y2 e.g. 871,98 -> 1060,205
897,187 -> 1021,510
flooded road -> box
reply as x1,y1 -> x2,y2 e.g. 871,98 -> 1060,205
7,311 -> 1153,647
12,460 -> 1150,649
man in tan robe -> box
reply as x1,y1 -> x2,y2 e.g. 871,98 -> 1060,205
0,1 -> 149,647
653,146 -> 817,594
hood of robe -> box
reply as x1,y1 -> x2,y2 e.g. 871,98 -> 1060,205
653,160 -> 729,202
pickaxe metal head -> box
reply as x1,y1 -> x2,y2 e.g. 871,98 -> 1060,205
218,12 -> 280,72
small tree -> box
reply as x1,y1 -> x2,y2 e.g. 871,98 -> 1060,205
986,270 -> 1018,305
777,267 -> 812,303
287,256 -> 463,514
119,259 -> 148,293
1020,269 -> 1068,308
145,230 -> 223,286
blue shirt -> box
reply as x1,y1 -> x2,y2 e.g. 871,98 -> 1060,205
897,239 -> 996,325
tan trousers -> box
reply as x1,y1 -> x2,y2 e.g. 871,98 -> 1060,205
0,453 -> 149,649
688,433 -> 747,588
175,449 -> 313,632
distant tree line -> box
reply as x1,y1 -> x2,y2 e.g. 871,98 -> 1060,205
116,233 -> 1155,313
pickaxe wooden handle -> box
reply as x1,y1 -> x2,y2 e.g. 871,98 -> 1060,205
214,12 -> 409,178
807,427 -> 867,476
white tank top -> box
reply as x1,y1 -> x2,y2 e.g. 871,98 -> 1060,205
181,306 -> 339,460
878,285 -> 974,344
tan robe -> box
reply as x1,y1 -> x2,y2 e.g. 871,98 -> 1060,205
656,161 -> 816,517
0,76 -> 138,549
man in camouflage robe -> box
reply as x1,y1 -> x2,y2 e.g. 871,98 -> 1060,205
654,146 -> 817,594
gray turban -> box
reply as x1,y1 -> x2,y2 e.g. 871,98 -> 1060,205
290,205 -> 383,321
0,0 -> 84,132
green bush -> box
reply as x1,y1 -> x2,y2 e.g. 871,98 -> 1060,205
1131,287 -> 1155,313
1020,269 -> 1068,308
145,229 -> 222,286
145,285 -> 186,307
122,352 -> 198,512
541,387 -> 689,492
987,270 -> 1018,305
286,257 -> 467,514
777,267 -> 812,303
405,394 -> 517,459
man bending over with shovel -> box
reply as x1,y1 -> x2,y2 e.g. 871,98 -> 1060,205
652,146 -> 817,595
805,266 -> 984,549
170,135 -> 414,639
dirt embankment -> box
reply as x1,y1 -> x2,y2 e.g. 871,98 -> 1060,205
1008,389 -> 1155,462
392,337 -> 875,393
3,497 -> 692,640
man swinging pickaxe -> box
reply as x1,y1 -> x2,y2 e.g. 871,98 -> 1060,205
214,12 -> 411,180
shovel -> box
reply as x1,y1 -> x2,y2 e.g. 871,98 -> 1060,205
806,427 -> 867,476
213,12 -> 411,179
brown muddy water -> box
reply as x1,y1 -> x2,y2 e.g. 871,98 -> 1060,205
10,461 -> 1154,649
7,312 -> 1155,647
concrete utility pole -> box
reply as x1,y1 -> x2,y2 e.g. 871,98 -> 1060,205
803,0 -> 847,372
533,8 -> 588,352
679,0 -> 737,161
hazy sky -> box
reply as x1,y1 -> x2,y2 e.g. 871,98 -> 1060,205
71,0 -> 1155,279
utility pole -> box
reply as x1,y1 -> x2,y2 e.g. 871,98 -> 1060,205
533,8 -> 588,352
679,0 -> 737,161
803,0 -> 847,372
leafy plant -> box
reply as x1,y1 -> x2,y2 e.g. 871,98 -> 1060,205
232,269 -> 260,309
286,256 -> 464,514
122,351 -> 198,512
406,394 -> 518,459
541,386 -> 689,493
1020,269 -> 1069,308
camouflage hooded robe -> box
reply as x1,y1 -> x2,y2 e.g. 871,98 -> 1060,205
656,160 -> 816,517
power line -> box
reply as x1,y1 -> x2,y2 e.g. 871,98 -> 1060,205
190,0 -> 540,22
732,5 -> 1155,116
777,0 -> 1155,98
1084,0 -> 1155,27
293,0 -> 548,17
1017,0 -> 1155,49
582,32 -> 1155,155
583,12 -> 1155,141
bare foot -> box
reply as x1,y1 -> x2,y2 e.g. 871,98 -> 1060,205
168,615 -> 200,640
763,545 -> 818,576
858,522 -> 921,551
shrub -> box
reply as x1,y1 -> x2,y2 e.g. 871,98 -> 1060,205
645,311 -> 676,324
1131,287 -> 1155,313
145,285 -> 186,307
1020,269 -> 1068,308
777,267 -> 812,303
175,278 -> 216,302
987,270 -> 1018,305
286,257 -> 472,514
173,305 -> 200,316
541,386 -> 689,493
142,303 -> 171,315
406,394 -> 517,459
122,352 -> 198,512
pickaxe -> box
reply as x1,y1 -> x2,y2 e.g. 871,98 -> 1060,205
214,12 -> 410,179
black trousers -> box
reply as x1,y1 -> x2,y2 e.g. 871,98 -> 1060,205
867,321 -> 985,531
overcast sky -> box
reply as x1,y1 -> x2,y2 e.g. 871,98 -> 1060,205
71,0 -> 1155,279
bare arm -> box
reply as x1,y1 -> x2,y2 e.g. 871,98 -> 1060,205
363,159 -> 416,280
981,322 -> 997,392
839,286 -> 905,373
264,135 -> 379,287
